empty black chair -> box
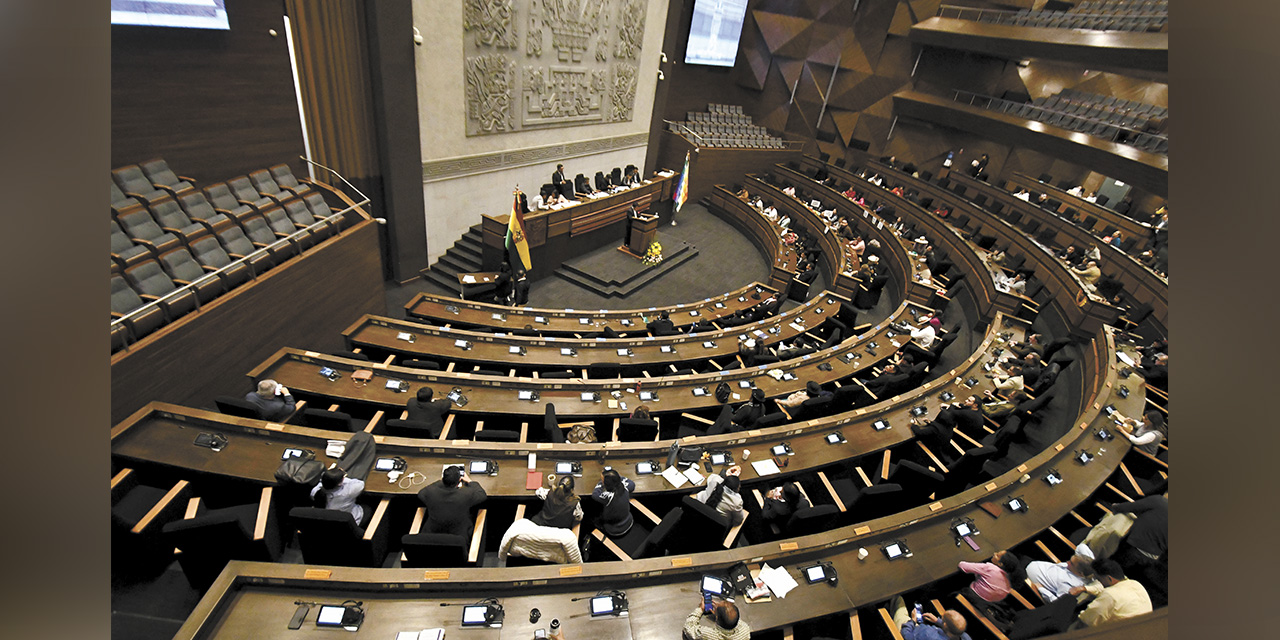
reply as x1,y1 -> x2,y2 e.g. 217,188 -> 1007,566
400,359 -> 442,370
601,507 -> 684,560
610,167 -> 623,185
831,481 -> 903,524
301,408 -> 356,432
289,507 -> 389,567
587,363 -> 622,379
1094,194 -> 1109,206
112,164 -> 169,205
214,395 -> 262,419
269,163 -> 312,196
615,418 -> 659,442
939,446 -> 997,495
755,412 -> 789,428
673,495 -> 733,553
886,460 -> 944,500
400,532 -> 469,568
385,419 -> 441,439
332,349 -> 370,361
785,504 -> 840,537
162,498 -> 280,591
474,429 -> 521,443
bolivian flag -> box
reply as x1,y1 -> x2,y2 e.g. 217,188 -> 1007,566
506,190 -> 532,271
673,151 -> 690,214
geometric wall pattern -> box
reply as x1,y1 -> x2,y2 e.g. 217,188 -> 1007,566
464,0 -> 647,136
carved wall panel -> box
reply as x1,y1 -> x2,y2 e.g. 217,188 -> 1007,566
465,0 -> 648,136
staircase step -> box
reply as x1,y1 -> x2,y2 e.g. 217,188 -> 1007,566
438,252 -> 478,275
423,268 -> 461,295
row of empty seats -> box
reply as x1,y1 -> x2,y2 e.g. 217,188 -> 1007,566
671,105 -> 787,149
111,160 -> 346,351
940,1 -> 1166,33
956,91 -> 1168,155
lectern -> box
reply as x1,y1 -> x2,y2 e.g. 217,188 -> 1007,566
627,211 -> 659,256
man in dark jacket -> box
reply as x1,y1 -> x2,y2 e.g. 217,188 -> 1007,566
406,387 -> 452,435
417,466 -> 487,538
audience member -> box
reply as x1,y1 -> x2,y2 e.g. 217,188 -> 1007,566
310,465 -> 366,525
684,597 -> 751,640
244,379 -> 295,421
694,466 -> 745,526
1070,560 -> 1152,629
405,386 -> 451,435
531,475 -> 582,530
417,465 -> 487,538
888,595 -> 971,640
592,469 -> 636,537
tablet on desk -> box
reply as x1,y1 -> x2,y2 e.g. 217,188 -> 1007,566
460,605 -> 489,627
954,522 -> 973,537
873,420 -> 891,431
710,452 -> 729,465
636,461 -> 655,475
701,575 -> 726,595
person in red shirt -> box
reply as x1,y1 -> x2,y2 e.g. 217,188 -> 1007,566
959,549 -> 1022,603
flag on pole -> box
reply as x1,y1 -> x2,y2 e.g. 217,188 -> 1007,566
506,190 -> 532,271
673,150 -> 690,215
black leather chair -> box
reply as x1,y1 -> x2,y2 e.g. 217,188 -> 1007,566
596,507 -> 684,561
162,491 -> 281,591
673,495 -> 734,553
615,418 -> 659,442
400,532 -> 469,568
290,507 -> 390,567
214,395 -> 263,419
785,504 -> 840,537
938,446 -> 997,496
385,418 -> 441,439
544,403 -> 566,443
474,429 -> 521,443
885,460 -> 944,501
301,408 -> 356,432
830,481 -> 903,525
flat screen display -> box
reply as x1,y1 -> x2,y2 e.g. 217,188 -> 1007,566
113,0 -> 230,30
701,575 -> 725,594
885,543 -> 903,558
805,566 -> 826,583
461,605 -> 489,626
680,0 -> 747,67
315,605 -> 346,627
590,596 -> 616,616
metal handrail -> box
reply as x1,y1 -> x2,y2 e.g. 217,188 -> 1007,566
938,4 -> 1167,21
950,89 -> 1168,146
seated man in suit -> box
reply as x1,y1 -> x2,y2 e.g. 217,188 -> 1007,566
865,362 -> 911,398
406,387 -> 451,436
244,379 -> 296,421
575,173 -> 597,197
417,466 -> 487,538
310,465 -> 367,526
623,164 -> 641,186
646,310 -> 678,336
912,395 -> 983,462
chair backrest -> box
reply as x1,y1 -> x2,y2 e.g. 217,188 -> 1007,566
241,215 -> 278,245
215,395 -> 263,419
474,429 -> 521,443
400,532 -> 469,568
544,404 -> 565,443
150,197 -> 195,229
228,176 -> 263,203
263,207 -> 298,235
755,412 -> 788,428
848,483 -> 903,521
400,359 -> 442,370
203,183 -> 243,211
189,235 -> 234,270
633,507 -> 684,559
140,158 -> 184,189
113,165 -> 154,195
786,504 -> 840,536
289,507 -> 368,566
887,460 -> 945,497
303,408 -> 355,432
270,164 -> 304,190
385,418 -> 441,439
110,220 -> 140,254
162,506 -> 255,590
117,206 -> 168,242
178,191 -> 222,223
284,199 -> 316,226
158,247 -> 206,283
125,260 -> 179,297
302,192 -> 332,219
616,418 -> 658,442
678,495 -> 730,539
249,169 -> 284,197
110,274 -> 146,315
216,223 -> 257,256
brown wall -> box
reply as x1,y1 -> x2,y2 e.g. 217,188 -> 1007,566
111,220 -> 386,425
111,0 -> 307,183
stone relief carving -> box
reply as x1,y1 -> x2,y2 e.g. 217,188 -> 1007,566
610,63 -> 636,122
463,0 -> 518,49
614,0 -> 645,60
465,0 -> 646,136
465,54 -> 516,134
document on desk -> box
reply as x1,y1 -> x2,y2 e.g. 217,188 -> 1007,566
661,465 -> 689,488
682,466 -> 706,486
751,458 -> 781,476
758,563 -> 799,598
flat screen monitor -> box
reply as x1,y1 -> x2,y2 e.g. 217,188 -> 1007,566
112,0 -> 230,30
590,596 -> 616,616
461,605 -> 489,626
685,0 -> 750,67
701,575 -> 726,595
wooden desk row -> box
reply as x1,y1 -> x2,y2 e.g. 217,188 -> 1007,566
115,314 -> 1028,499
946,171 -> 1167,335
762,166 -> 947,308
773,162 -> 1031,324
1005,171 -> 1155,243
404,283 -> 774,336
703,187 -> 800,293
170,327 -> 1139,640
797,156 -> 1122,339
346,295 -> 843,371
248,302 -> 917,420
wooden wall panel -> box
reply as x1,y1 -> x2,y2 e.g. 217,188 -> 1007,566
110,220 -> 386,425
111,0 -> 307,183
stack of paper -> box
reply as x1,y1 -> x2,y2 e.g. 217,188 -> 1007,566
683,466 -> 706,486
661,465 -> 689,488
750,458 -> 781,476
757,564 -> 798,598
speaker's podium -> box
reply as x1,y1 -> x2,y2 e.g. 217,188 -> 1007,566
625,210 -> 660,256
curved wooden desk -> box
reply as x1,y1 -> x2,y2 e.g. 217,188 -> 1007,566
1005,171 -> 1155,243
168,326 -> 1143,640
404,284 -> 774,335
344,294 -> 842,372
